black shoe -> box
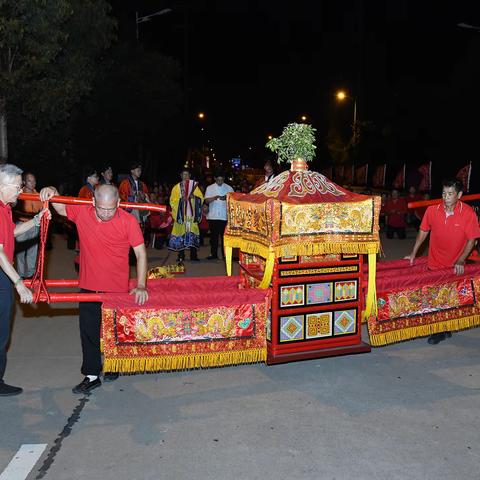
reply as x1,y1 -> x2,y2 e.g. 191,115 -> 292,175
0,382 -> 23,396
103,372 -> 119,382
207,255 -> 218,260
72,377 -> 101,394
427,333 -> 447,345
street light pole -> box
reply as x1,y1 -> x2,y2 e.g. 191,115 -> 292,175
135,8 -> 172,42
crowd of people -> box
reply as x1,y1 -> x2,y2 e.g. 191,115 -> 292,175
2,158 -> 479,396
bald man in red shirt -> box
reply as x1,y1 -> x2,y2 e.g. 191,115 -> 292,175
406,178 -> 480,344
40,184 -> 148,393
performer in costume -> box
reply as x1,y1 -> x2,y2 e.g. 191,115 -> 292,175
118,162 -> 150,227
168,169 -> 204,262
40,184 -> 148,394
0,164 -> 49,396
406,178 -> 480,344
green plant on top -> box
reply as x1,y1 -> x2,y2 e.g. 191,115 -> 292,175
266,122 -> 317,164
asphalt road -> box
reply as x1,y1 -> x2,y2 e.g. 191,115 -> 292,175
1,229 -> 479,480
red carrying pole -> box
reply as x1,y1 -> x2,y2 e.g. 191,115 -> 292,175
18,193 -> 167,213
34,293 -> 103,303
23,279 -> 79,288
408,193 -> 480,209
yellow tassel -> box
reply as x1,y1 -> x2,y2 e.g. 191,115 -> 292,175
369,314 -> 480,347
363,252 -> 377,321
225,246 -> 233,276
259,250 -> 275,289
103,348 -> 267,372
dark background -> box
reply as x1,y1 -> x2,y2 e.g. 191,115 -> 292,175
109,0 -> 480,192
7,0 -> 480,193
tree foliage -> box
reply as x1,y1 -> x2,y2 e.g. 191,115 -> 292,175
0,0 -> 116,158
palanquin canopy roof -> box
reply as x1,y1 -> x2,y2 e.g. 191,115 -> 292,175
224,162 -> 381,260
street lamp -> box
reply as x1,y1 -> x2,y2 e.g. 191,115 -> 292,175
300,115 -> 308,122
198,112 -> 205,119
136,8 -> 172,41
336,90 -> 358,145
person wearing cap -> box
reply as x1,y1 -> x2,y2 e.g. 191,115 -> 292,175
204,172 -> 233,260
78,167 -> 100,199
118,162 -> 150,226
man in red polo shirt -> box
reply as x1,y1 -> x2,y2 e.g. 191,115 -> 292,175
0,164 -> 48,396
406,178 -> 480,344
40,184 -> 148,394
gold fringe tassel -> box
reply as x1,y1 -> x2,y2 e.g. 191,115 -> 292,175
103,348 -> 267,373
224,236 -> 379,260
225,245 -> 233,276
369,314 -> 480,347
363,252 -> 377,322
259,251 -> 275,289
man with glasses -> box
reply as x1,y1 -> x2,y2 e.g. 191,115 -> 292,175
0,164 -> 48,396
406,179 -> 480,344
40,184 -> 148,394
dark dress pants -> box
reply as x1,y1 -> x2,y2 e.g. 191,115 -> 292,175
0,269 -> 14,382
79,290 -> 102,376
208,220 -> 227,258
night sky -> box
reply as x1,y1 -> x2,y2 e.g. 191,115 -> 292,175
112,0 -> 480,187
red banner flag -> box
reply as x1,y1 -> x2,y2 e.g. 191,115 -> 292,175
392,164 -> 406,189
355,164 -> 368,185
343,164 -> 354,184
418,162 -> 432,192
372,164 -> 386,188
456,163 -> 471,193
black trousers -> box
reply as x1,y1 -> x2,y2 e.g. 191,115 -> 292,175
0,270 -> 13,382
208,220 -> 227,258
79,290 -> 102,376
386,225 -> 406,239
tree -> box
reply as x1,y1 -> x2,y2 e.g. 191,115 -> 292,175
70,43 -> 184,182
0,0 -> 116,162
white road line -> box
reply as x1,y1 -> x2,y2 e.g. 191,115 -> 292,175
0,444 -> 47,480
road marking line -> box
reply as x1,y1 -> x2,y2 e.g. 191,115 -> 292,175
0,444 -> 47,480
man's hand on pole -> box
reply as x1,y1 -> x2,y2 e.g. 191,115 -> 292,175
39,186 -> 58,202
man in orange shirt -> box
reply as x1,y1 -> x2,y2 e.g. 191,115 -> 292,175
78,168 -> 99,199
406,179 -> 480,344
14,172 -> 43,279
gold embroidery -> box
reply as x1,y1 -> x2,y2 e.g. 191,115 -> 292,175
281,200 -> 373,236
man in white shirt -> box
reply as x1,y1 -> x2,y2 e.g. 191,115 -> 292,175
204,173 -> 233,260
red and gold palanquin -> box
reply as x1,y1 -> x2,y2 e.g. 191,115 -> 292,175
225,163 -> 381,363
366,257 -> 480,346
101,277 -> 269,372
240,252 -> 370,363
